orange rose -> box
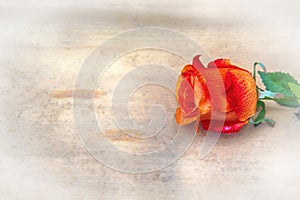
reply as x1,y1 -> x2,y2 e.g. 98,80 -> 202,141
175,55 -> 257,134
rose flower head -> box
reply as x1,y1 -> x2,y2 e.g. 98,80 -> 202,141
175,55 -> 257,134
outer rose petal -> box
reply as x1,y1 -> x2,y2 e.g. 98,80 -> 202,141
225,69 -> 257,121
175,63 -> 209,125
194,75 -> 211,115
201,119 -> 248,134
202,68 -> 232,113
175,108 -> 198,125
176,75 -> 198,116
175,65 -> 199,125
207,58 -> 249,73
208,58 -> 232,68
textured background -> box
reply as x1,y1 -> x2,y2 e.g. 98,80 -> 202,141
1,0 -> 300,199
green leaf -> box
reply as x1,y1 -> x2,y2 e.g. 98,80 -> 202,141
250,100 -> 275,127
258,71 -> 300,107
289,82 -> 300,104
253,101 -> 266,124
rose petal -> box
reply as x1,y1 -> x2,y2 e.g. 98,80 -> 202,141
201,119 -> 248,134
175,107 -> 198,125
202,68 -> 231,113
192,55 -> 206,71
207,58 -> 249,73
176,75 -> 198,116
225,70 -> 257,121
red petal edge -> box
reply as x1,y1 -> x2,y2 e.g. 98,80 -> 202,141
201,120 -> 247,134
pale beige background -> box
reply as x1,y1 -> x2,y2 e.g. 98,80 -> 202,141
1,0 -> 300,199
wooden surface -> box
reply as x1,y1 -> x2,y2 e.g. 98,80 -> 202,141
1,0 -> 300,199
